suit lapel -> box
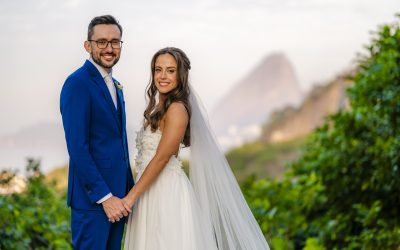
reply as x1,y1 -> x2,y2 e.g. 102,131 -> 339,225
117,87 -> 125,130
84,60 -> 122,133
116,84 -> 129,160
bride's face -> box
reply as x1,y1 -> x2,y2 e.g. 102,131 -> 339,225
154,53 -> 178,97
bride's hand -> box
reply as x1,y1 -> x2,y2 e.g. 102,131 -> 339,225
123,193 -> 138,209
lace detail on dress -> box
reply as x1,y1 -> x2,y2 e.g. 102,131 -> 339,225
134,126 -> 183,179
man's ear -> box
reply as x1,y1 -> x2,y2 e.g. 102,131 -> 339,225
84,40 -> 91,53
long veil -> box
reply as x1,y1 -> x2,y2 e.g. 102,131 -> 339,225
189,85 -> 270,250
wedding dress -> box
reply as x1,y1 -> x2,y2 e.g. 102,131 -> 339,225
124,86 -> 270,250
124,126 -> 218,250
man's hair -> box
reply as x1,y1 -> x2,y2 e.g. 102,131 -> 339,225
87,15 -> 122,40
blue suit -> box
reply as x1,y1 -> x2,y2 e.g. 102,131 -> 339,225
60,60 -> 134,249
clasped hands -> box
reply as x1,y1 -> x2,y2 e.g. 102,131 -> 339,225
102,195 -> 137,223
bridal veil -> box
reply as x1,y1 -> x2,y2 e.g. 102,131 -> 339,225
189,85 -> 270,250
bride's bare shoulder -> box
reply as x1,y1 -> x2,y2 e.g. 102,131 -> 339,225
166,102 -> 188,118
164,102 -> 188,127
159,102 -> 188,132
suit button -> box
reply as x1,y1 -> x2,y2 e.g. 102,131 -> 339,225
84,185 -> 92,194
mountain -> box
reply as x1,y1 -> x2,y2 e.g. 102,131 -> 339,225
211,53 -> 303,149
224,72 -> 353,180
262,73 -> 352,143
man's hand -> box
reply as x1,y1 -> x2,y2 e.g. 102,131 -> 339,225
102,196 -> 132,223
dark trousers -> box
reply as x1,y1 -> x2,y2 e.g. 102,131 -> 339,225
71,208 -> 125,250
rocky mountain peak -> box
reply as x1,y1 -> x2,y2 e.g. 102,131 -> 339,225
211,53 -> 303,149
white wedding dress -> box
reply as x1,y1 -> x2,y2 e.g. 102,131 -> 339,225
123,126 -> 218,250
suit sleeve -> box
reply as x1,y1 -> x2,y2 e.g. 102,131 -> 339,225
60,76 -> 111,204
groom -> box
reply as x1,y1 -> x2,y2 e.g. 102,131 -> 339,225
60,15 -> 134,249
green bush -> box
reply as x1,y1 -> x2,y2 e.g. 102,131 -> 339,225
242,14 -> 400,249
0,159 -> 72,249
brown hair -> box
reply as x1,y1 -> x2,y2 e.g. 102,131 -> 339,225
87,15 -> 122,40
144,47 -> 191,147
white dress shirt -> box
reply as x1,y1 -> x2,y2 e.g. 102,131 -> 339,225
89,57 -> 118,109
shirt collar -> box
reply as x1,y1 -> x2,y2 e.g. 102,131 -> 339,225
88,57 -> 113,80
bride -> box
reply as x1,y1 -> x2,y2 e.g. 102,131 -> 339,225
123,47 -> 270,250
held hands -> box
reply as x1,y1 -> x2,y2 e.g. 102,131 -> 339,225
122,192 -> 138,211
102,196 -> 132,223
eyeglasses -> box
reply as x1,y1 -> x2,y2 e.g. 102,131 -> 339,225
88,39 -> 123,49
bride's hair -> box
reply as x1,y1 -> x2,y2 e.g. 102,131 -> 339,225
144,47 -> 191,147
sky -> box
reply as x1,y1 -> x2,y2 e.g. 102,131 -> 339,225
0,0 -> 399,136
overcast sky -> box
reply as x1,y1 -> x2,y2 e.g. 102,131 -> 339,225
1,0 -> 399,135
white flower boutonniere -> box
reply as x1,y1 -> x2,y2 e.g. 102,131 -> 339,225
114,80 -> 123,90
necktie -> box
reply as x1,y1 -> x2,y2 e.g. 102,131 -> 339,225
104,75 -> 117,109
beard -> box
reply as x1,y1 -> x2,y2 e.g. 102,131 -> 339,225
91,51 -> 120,69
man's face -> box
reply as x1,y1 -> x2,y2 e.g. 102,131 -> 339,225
84,24 -> 122,70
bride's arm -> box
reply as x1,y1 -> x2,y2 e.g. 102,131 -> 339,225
123,102 -> 189,207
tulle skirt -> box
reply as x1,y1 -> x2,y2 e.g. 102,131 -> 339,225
123,164 -> 218,250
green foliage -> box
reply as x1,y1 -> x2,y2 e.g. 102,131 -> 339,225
0,159 -> 72,249
303,238 -> 326,250
241,15 -> 400,249
242,171 -> 327,250
294,16 -> 400,248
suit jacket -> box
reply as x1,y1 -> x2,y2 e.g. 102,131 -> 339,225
60,60 -> 134,210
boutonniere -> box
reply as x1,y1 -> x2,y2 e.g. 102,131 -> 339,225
114,80 -> 123,90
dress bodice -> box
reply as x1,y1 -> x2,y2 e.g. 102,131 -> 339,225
134,126 -> 183,179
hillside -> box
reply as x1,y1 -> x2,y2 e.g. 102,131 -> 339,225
262,73 -> 352,143
226,72 -> 353,180
45,164 -> 68,192
226,137 -> 305,182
